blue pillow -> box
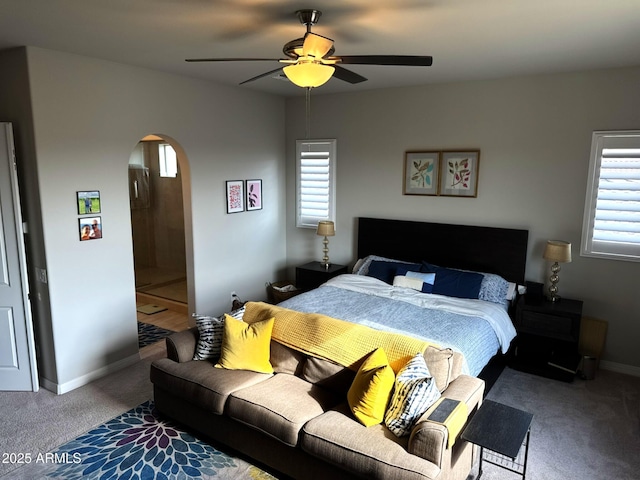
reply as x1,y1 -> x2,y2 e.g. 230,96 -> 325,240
421,261 -> 439,273
478,273 -> 509,305
368,260 -> 422,284
432,267 -> 483,299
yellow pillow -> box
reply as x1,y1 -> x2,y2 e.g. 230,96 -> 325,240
347,348 -> 395,427
215,315 -> 274,374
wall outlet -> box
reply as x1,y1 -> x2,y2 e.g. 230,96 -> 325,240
36,267 -> 48,284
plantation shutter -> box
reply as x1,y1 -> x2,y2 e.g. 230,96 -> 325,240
296,139 -> 336,228
582,131 -> 640,261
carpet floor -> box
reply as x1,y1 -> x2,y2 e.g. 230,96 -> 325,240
477,367 -> 640,479
8,401 -> 276,480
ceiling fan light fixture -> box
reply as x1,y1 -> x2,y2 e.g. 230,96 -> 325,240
283,62 -> 335,88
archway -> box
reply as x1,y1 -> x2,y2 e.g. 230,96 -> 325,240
128,134 -> 193,320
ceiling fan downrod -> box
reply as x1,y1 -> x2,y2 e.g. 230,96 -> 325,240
296,9 -> 322,32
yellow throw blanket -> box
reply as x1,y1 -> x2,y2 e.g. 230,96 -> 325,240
243,302 -> 432,373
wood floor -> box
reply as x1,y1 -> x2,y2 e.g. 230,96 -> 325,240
137,301 -> 191,359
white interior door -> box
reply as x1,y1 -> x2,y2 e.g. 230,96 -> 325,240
0,122 -> 38,391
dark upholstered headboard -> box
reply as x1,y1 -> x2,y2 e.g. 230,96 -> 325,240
357,217 -> 528,285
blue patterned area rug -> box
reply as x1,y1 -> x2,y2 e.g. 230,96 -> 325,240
137,322 -> 174,348
12,401 -> 278,480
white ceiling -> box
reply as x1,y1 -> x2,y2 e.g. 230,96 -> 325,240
1,0 -> 639,97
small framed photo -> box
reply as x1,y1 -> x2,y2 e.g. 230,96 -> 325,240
77,191 -> 101,214
403,152 -> 440,196
79,217 -> 102,241
246,179 -> 263,211
439,151 -> 480,197
226,180 -> 245,213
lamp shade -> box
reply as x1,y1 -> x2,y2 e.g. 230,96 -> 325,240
283,62 -> 335,88
543,240 -> 572,263
316,220 -> 335,237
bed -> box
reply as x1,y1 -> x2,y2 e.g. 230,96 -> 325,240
279,217 -> 529,377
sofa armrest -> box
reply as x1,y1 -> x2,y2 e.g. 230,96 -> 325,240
165,327 -> 199,363
407,375 -> 484,467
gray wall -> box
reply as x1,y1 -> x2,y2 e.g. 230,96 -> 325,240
285,66 -> 640,373
5,46 -> 286,393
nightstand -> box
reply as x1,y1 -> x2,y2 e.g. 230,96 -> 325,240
295,261 -> 348,291
511,296 -> 583,382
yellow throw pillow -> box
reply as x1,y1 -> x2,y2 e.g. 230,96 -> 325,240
215,315 -> 274,374
347,348 -> 395,427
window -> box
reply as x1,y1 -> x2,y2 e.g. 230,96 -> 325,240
158,143 -> 178,178
296,139 -> 336,228
581,131 -> 640,262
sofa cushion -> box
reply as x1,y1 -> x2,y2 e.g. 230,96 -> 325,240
270,340 -> 306,375
150,358 -> 271,415
347,348 -> 395,427
226,374 -> 341,447
301,403 -> 441,480
302,356 -> 356,394
424,346 -> 455,392
215,315 -> 274,374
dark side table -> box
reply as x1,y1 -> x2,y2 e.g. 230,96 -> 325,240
295,261 -> 348,290
461,400 -> 533,479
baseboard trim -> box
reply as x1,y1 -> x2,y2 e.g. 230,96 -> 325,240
40,353 -> 141,395
600,360 -> 640,377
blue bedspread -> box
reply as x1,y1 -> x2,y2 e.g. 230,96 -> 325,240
279,276 -> 512,376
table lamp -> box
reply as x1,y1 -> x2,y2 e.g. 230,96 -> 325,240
542,240 -> 572,302
316,221 -> 335,269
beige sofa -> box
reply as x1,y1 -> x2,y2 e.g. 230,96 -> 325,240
150,303 -> 484,480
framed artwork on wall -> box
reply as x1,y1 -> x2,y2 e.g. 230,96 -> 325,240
77,190 -> 101,214
403,151 -> 440,196
439,150 -> 480,197
79,216 -> 102,241
246,179 -> 263,211
226,180 -> 245,213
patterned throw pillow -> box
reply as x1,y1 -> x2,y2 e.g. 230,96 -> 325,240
385,353 -> 441,437
192,306 -> 245,361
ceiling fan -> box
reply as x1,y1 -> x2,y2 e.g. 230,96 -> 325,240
186,9 -> 433,88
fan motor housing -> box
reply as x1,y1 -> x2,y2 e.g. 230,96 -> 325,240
283,37 -> 335,59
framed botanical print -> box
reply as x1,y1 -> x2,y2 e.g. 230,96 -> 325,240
439,151 -> 480,197
226,180 -> 244,213
403,151 -> 440,196
246,179 -> 263,211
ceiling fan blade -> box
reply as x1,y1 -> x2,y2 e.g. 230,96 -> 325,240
302,32 -> 334,59
331,55 -> 433,67
239,66 -> 284,85
186,58 -> 281,63
333,65 -> 367,84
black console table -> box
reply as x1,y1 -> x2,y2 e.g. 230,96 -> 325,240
461,400 -> 533,479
